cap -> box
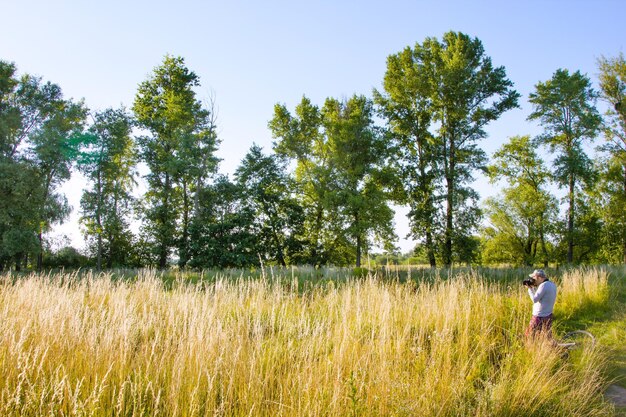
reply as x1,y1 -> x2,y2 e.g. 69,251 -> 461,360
529,269 -> 547,279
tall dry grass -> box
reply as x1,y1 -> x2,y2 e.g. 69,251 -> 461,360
0,268 -> 615,416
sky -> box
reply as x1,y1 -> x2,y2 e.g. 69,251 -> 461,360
1,0 -> 625,253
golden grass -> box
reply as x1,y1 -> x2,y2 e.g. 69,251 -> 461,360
0,268 -> 616,416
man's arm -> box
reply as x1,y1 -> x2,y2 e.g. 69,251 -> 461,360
528,283 -> 545,303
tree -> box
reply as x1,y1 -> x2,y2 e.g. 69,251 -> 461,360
187,176 -> 257,269
377,32 -> 519,267
79,107 -> 136,269
597,53 -> 626,263
0,60 -> 87,270
483,135 -> 557,266
177,94 -> 220,267
269,96 -> 337,266
235,144 -> 305,266
133,55 -> 219,268
528,69 -> 602,263
322,95 -> 396,267
0,161 -> 41,270
432,32 -> 520,266
269,95 -> 396,267
374,45 -> 439,267
591,156 -> 626,263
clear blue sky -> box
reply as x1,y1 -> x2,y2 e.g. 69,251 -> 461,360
2,0 -> 624,253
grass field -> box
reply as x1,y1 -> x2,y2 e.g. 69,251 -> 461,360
0,266 -> 623,416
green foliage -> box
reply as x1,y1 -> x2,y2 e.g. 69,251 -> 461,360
597,53 -> 626,264
79,107 -> 137,269
235,144 -> 306,266
482,136 -> 558,266
376,32 -> 520,267
322,95 -> 397,266
270,95 -> 396,267
187,176 -> 258,269
430,32 -> 520,266
374,44 -> 439,267
41,245 -> 90,269
4,47 -> 626,271
591,157 -> 626,264
270,96 -> 335,266
133,55 -> 219,268
0,60 -> 87,271
529,69 -> 602,263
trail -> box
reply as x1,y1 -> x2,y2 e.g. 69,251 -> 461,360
606,384 -> 626,407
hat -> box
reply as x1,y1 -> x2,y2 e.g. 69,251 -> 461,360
529,269 -> 547,279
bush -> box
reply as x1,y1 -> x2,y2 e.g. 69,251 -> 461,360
42,246 -> 91,269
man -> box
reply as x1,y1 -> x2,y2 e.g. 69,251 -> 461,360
524,269 -> 557,338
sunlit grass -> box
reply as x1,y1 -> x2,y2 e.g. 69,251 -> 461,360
0,267 -> 617,416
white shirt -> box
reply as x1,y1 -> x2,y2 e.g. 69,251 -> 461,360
528,280 -> 557,317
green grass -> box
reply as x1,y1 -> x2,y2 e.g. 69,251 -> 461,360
568,267 -> 626,416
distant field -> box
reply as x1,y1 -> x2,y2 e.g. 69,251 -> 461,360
0,267 -> 622,416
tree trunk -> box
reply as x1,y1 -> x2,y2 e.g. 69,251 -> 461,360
274,237 -> 286,267
159,171 -> 171,269
567,175 -> 575,264
36,231 -> 43,272
444,182 -> 453,267
179,181 -> 189,268
97,234 -> 102,271
271,226 -> 287,267
264,201 -> 286,267
539,224 -> 549,268
311,203 -> 324,267
356,234 -> 362,268
525,221 -> 533,263
426,230 -> 436,268
417,139 -> 436,268
443,132 -> 455,268
107,230 -> 114,269
96,170 -> 103,271
623,164 -> 626,265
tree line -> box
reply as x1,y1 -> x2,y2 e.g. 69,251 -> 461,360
1,31 -> 624,271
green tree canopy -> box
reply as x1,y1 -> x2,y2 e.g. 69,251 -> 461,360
376,32 -> 519,267
133,55 -> 219,268
79,107 -> 137,269
483,135 -> 557,266
0,60 -> 87,270
235,144 -> 305,266
528,68 -> 602,263
596,53 -> 626,263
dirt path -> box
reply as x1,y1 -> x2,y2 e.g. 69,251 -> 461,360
606,384 -> 626,408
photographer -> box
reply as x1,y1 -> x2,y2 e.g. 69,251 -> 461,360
524,269 -> 557,338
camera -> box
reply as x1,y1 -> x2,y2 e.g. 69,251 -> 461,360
523,278 -> 536,287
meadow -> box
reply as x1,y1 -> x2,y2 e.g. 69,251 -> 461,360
0,266 -> 623,416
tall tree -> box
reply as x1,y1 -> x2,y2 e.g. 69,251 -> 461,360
322,95 -> 396,267
269,96 -> 337,266
235,144 -> 305,266
133,55 -> 218,268
483,135 -> 557,266
433,32 -> 519,266
0,60 -> 87,270
79,107 -> 136,269
597,53 -> 626,263
528,69 -> 602,263
269,95 -> 396,267
374,45 -> 439,267
177,94 -> 220,267
378,32 -> 519,266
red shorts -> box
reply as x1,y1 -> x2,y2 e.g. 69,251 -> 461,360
525,314 -> 553,337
